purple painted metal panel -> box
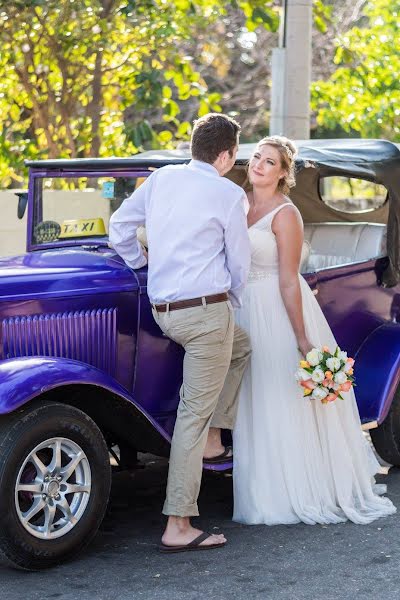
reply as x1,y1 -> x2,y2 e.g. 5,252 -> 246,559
315,259 -> 392,357
203,460 -> 232,472
302,271 -> 318,288
0,249 -> 139,392
353,323 -> 400,423
314,258 -> 400,423
31,169 -> 151,179
26,167 -> 35,253
133,289 -> 183,436
2,308 -> 117,377
0,249 -> 138,301
0,356 -> 170,444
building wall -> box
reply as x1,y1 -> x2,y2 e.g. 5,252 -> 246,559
0,191 -> 27,257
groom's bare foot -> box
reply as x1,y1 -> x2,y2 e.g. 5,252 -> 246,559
161,516 -> 226,548
203,427 -> 233,459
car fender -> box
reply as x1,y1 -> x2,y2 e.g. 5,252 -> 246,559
0,356 -> 171,454
354,322 -> 400,424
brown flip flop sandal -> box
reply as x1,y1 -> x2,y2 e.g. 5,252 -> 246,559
159,531 -> 226,553
203,446 -> 233,465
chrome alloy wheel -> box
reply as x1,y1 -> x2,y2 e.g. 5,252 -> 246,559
15,437 -> 91,540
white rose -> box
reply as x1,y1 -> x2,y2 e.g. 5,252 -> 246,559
311,387 -> 328,401
306,348 -> 322,367
326,357 -> 341,372
295,368 -> 311,382
311,368 -> 325,383
334,371 -> 347,385
338,350 -> 348,362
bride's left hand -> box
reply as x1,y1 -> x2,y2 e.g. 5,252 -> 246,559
297,338 -> 314,358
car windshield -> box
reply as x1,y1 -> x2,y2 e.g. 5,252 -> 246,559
32,174 -> 148,246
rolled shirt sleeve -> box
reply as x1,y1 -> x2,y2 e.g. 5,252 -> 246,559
224,192 -> 251,308
109,175 -> 153,269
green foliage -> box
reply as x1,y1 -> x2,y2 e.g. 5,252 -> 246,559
235,0 -> 279,31
312,0 -> 333,33
311,0 -> 400,140
0,0 -> 278,186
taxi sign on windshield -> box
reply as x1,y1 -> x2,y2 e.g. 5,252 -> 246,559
59,218 -> 106,238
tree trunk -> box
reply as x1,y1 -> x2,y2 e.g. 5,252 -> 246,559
88,50 -> 103,157
14,67 -> 60,158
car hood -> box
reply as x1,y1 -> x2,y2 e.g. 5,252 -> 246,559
0,249 -> 140,301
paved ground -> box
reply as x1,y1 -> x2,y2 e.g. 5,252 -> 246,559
1,456 -> 400,600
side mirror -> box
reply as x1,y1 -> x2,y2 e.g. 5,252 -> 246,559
16,191 -> 28,220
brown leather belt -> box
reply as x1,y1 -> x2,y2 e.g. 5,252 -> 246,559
154,292 -> 229,312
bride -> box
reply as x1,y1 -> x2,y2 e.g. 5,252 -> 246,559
232,136 -> 396,525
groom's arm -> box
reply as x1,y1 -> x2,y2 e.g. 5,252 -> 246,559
109,174 -> 154,269
224,194 -> 251,308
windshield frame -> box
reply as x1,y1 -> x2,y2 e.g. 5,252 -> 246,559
27,168 -> 152,253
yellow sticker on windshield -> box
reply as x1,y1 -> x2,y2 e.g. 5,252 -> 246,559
59,218 -> 106,238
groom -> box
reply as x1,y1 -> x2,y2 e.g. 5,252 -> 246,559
109,113 -> 251,551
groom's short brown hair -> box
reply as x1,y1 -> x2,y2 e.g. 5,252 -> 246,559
191,113 -> 241,164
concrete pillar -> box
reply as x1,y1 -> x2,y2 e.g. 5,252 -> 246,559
270,0 -> 313,139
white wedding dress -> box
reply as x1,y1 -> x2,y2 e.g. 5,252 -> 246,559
233,202 -> 396,525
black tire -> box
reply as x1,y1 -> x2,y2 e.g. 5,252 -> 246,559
0,401 -> 111,570
371,386 -> 400,466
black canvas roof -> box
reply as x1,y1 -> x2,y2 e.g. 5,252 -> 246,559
26,138 -> 400,171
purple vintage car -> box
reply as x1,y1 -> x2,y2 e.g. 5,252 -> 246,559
0,139 -> 399,570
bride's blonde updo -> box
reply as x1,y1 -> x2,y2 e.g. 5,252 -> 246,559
256,135 -> 297,195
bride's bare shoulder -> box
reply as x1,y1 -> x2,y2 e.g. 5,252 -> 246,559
272,201 -> 303,234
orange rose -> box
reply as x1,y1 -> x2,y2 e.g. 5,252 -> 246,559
340,380 -> 352,392
301,379 -> 316,390
322,346 -> 330,353
324,370 -> 333,380
326,393 -> 338,403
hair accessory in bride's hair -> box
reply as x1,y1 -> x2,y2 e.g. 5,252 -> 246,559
283,145 -> 293,160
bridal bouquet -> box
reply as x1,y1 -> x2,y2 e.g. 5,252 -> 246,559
295,346 -> 355,404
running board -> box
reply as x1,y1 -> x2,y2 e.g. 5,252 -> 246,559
361,420 -> 378,431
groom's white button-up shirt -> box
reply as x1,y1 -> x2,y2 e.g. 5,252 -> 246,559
109,159 -> 251,308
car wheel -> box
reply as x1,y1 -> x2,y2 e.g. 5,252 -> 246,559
371,387 -> 400,466
0,401 -> 111,570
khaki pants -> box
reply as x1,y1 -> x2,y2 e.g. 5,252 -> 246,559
152,299 -> 251,517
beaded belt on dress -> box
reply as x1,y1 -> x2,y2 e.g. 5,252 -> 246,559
248,269 -> 279,281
